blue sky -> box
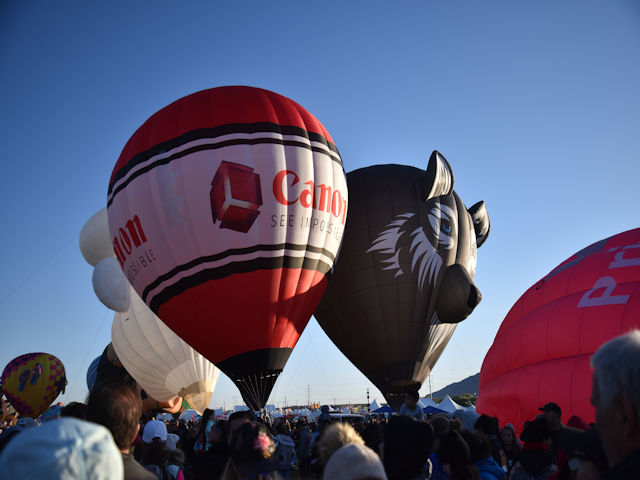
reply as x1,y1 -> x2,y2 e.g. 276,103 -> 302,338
1,1 -> 639,410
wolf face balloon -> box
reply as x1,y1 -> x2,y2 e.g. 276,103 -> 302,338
315,151 -> 489,409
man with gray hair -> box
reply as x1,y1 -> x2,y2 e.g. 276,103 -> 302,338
590,329 -> 640,479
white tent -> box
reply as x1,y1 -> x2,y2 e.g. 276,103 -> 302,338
369,399 -> 381,411
179,409 -> 201,421
438,395 -> 465,413
234,405 -> 249,412
419,397 -> 438,408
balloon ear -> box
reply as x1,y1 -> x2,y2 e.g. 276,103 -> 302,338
468,201 -> 490,247
425,151 -> 454,199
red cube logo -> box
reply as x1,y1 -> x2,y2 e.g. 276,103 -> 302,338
210,161 -> 263,233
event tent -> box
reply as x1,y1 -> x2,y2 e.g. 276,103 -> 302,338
437,395 -> 465,413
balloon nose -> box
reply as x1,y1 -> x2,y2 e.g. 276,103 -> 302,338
468,283 -> 482,309
436,264 -> 482,323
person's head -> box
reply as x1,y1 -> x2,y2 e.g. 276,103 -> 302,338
228,410 -> 253,444
61,402 -> 87,420
316,422 -> 365,465
275,421 -> 289,436
209,419 -> 229,444
538,402 -> 562,430
591,329 -> 640,466
404,390 -> 419,408
383,415 -> 435,480
459,430 -> 492,464
520,418 -> 552,446
0,417 -> 123,479
323,443 -> 388,480
474,414 -> 499,438
228,422 -> 279,478
86,380 -> 142,452
430,415 -> 450,453
499,424 -> 519,451
438,430 -> 478,480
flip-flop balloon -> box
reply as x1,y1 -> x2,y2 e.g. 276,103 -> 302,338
1,353 -> 67,418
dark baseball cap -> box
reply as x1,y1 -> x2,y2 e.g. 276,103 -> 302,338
539,402 -> 561,416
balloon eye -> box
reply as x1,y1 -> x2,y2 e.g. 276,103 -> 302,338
18,369 -> 30,392
441,220 -> 452,234
30,364 -> 42,385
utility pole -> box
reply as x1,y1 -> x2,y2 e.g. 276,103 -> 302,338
366,388 -> 370,411
429,376 -> 433,398
307,384 -> 311,407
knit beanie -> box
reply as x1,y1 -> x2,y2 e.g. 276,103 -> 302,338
323,443 -> 388,480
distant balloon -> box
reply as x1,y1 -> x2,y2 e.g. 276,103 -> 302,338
79,208 -> 114,266
112,286 -> 220,414
1,353 -> 67,418
86,355 -> 100,391
92,257 -> 131,312
315,152 -> 490,409
478,228 -> 640,432
107,86 -> 347,409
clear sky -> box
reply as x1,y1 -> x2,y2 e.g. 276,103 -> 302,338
1,1 -> 639,410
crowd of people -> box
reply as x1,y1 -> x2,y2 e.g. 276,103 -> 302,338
0,330 -> 639,479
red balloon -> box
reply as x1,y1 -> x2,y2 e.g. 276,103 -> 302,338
478,228 -> 640,432
107,87 -> 347,409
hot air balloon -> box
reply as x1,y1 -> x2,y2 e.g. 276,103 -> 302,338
112,286 -> 220,414
86,355 -> 100,391
107,86 -> 347,409
315,152 -> 490,409
1,353 -> 67,418
92,257 -> 131,312
79,207 -> 114,266
478,228 -> 640,432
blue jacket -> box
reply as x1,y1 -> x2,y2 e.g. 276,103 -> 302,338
476,456 -> 506,480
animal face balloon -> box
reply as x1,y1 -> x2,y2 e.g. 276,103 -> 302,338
1,353 -> 67,418
107,86 -> 347,409
478,228 -> 640,432
315,151 -> 489,409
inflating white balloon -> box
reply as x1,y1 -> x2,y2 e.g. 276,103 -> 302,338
92,257 -> 131,312
79,208 -> 114,266
111,287 -> 220,414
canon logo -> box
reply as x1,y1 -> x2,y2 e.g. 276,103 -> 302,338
272,170 -> 347,225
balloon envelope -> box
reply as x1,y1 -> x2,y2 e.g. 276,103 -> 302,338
107,86 -> 347,409
92,257 -> 131,312
112,286 -> 220,414
1,353 -> 67,418
79,208 -> 114,266
86,355 -> 100,391
315,152 -> 489,409
478,228 -> 640,432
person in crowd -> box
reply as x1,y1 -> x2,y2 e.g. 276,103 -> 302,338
383,415 -> 435,480
361,421 -> 384,457
429,415 -> 451,480
589,329 -> 640,479
399,391 -> 425,421
452,408 -> 480,433
86,380 -> 157,480
221,422 -> 282,480
460,430 -> 505,480
60,401 -> 86,419
227,410 -> 254,443
0,416 -> 124,479
498,423 -> 520,475
140,419 -> 184,479
194,408 -> 215,454
539,403 -> 563,433
475,414 -> 504,467
438,430 -> 479,480
295,419 -> 313,477
323,443 -> 388,480
316,422 -> 365,467
193,419 -> 231,480
318,405 -> 332,426
509,418 -> 557,480
274,420 -> 297,479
